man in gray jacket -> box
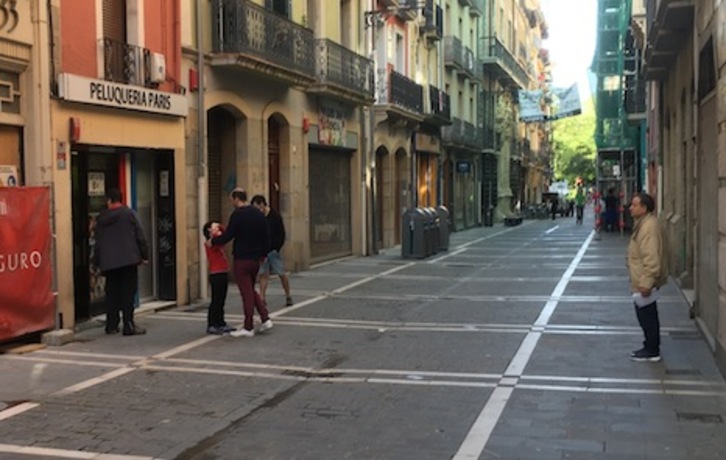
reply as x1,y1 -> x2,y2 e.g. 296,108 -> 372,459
94,188 -> 149,336
627,192 -> 669,362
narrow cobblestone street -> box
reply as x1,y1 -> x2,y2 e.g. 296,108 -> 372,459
2,216 -> 726,459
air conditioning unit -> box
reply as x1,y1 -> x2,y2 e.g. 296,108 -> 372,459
149,52 -> 166,83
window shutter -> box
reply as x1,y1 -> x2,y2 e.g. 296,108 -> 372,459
103,0 -> 127,42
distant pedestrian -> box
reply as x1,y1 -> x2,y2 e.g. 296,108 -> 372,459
210,189 -> 273,337
550,196 -> 558,220
575,186 -> 586,224
202,221 -> 234,335
94,188 -> 148,336
251,194 -> 293,307
604,188 -> 619,231
627,193 -> 669,362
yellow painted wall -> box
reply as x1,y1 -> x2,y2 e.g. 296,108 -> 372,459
51,100 -> 187,328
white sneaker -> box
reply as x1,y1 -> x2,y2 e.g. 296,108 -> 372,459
230,328 -> 255,338
258,319 -> 273,332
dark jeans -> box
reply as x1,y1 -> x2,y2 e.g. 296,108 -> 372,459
105,264 -> 138,331
635,301 -> 660,353
233,259 -> 269,331
208,272 -> 229,328
576,205 -> 584,222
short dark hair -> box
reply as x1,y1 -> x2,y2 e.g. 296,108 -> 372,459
251,194 -> 267,206
230,189 -> 247,202
107,188 -> 123,203
202,221 -> 213,239
635,192 -> 655,212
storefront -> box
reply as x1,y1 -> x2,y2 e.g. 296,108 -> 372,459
450,153 -> 479,230
414,131 -> 441,208
307,100 -> 359,263
53,73 -> 187,327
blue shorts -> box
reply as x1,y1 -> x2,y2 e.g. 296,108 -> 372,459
259,250 -> 285,275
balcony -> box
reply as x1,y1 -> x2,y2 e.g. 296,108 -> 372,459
444,37 -> 476,78
102,38 -> 152,87
421,2 -> 443,42
469,0 -> 485,17
643,0 -> 694,80
481,37 -> 529,88
442,117 -> 481,151
375,69 -> 425,125
479,92 -> 496,152
211,0 -> 315,87
624,76 -> 646,122
308,39 -> 374,105
395,0 -> 419,21
424,84 -> 451,125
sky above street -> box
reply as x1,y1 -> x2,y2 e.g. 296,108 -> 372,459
540,0 -> 597,103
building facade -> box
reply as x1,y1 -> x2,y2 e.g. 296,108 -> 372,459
641,0 -> 726,375
45,0 -> 188,329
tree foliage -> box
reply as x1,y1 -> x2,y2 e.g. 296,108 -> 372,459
551,97 -> 596,185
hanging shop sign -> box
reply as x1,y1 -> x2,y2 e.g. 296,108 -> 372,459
57,73 -> 188,117
518,84 -> 582,122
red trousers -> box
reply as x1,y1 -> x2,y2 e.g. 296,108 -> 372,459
233,259 -> 270,331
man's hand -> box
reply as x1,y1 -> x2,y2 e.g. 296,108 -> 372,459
638,287 -> 652,297
204,240 -> 212,248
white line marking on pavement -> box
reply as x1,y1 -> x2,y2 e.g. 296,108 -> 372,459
0,403 -> 39,421
545,225 -> 559,234
428,223 -> 533,264
453,230 -> 595,460
0,443 -> 159,459
52,367 -> 137,396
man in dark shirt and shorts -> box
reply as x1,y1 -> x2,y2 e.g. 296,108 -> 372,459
210,189 -> 272,337
251,195 -> 293,306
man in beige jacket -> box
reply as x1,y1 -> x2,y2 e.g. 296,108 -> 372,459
627,193 -> 669,362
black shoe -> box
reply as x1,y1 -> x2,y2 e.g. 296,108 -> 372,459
105,326 -> 119,335
123,323 -> 147,336
207,326 -> 225,335
630,348 -> 661,362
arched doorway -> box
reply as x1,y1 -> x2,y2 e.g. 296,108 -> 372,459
207,106 -> 242,223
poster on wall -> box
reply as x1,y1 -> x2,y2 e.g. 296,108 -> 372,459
0,187 -> 55,341
0,165 -> 19,187
88,172 -> 106,197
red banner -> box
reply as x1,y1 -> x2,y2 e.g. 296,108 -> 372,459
0,187 -> 55,341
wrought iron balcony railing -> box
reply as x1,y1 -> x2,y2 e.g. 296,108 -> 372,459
442,117 -> 481,150
469,0 -> 485,16
425,84 -> 451,123
444,37 -> 476,77
211,0 -> 315,81
102,38 -> 151,86
625,76 -> 646,116
421,1 -> 443,40
481,37 -> 529,88
376,69 -> 424,115
312,39 -> 374,102
479,91 -> 496,151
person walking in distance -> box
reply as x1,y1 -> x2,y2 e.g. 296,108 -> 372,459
202,221 -> 234,335
94,188 -> 148,336
627,193 -> 669,362
251,194 -> 293,306
574,185 -> 586,224
210,189 -> 273,337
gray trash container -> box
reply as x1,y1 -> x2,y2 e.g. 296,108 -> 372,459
427,207 -> 440,255
420,207 -> 436,257
401,208 -> 427,259
436,205 -> 450,251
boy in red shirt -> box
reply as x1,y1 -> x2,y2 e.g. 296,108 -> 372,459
203,222 -> 234,334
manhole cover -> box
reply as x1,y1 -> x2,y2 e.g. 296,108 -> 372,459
676,412 -> 723,424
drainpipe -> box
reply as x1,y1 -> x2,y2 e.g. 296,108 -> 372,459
197,0 -> 208,300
